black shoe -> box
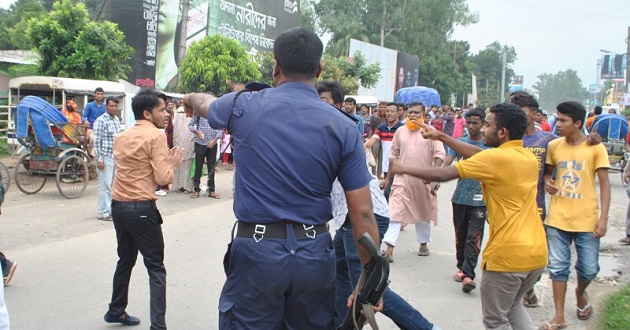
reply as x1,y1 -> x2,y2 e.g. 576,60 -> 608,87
104,312 -> 141,326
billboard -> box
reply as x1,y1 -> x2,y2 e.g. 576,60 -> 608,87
601,54 -> 627,80
110,0 -> 300,88
349,39 -> 398,102
395,52 -> 419,92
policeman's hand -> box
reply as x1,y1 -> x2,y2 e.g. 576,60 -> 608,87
420,124 -> 441,140
545,179 -> 558,195
97,161 -> 104,170
347,290 -> 384,312
586,132 -> 602,145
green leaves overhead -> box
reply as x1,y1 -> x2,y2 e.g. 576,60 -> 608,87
533,69 -> 587,112
178,35 -> 261,94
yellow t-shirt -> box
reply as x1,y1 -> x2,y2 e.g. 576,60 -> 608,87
545,138 -> 610,232
455,140 -> 548,272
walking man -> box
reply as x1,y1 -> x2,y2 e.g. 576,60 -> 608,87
542,101 -> 610,330
188,114 -> 222,199
185,27 -> 379,329
444,108 -> 488,292
93,97 -> 122,221
392,103 -> 548,329
104,89 -> 183,329
382,102 -> 445,260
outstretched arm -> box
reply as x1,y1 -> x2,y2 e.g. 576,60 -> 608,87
183,93 -> 217,119
419,123 -> 483,158
389,158 -> 460,182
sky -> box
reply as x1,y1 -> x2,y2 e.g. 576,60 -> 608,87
452,0 -> 630,91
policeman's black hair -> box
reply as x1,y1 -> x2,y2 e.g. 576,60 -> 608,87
315,80 -> 345,105
489,103 -> 527,140
132,89 -> 167,120
273,27 -> 323,79
556,101 -> 586,129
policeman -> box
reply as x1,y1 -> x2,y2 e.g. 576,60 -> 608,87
184,27 -> 379,329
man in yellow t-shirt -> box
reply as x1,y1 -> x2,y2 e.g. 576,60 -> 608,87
390,103 -> 548,329
543,101 -> 610,329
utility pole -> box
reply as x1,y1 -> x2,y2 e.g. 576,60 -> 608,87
500,49 -> 507,102
177,0 -> 190,66
380,1 -> 387,47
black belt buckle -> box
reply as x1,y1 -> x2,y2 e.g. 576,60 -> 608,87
253,224 -> 266,242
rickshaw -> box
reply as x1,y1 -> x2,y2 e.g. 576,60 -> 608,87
14,96 -> 91,198
589,113 -> 629,186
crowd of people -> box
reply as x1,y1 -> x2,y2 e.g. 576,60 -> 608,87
1,26 -> 623,330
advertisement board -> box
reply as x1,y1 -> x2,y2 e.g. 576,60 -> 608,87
349,39 -> 398,102
395,52 -> 419,92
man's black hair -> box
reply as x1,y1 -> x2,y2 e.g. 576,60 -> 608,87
106,97 -> 120,105
593,105 -> 602,115
431,105 -> 438,109
408,102 -> 425,111
401,103 -> 408,110
556,101 -> 587,129
344,97 -> 356,105
315,80 -> 345,105
386,102 -> 398,108
489,103 -> 527,140
465,108 -> 486,120
510,94 -> 539,110
273,27 -> 323,79
132,89 -> 167,120
94,87 -> 104,93
509,90 -> 530,98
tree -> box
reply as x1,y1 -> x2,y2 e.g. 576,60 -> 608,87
28,0 -> 134,81
313,0 -> 478,101
532,69 -> 588,112
0,0 -> 46,50
178,35 -> 261,94
470,41 -> 517,106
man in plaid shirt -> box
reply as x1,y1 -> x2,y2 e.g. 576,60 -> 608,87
188,114 -> 222,198
94,97 -> 122,221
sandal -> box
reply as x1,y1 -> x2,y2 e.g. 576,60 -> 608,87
207,191 -> 220,199
523,289 -> 539,307
619,237 -> 630,245
576,292 -> 593,320
191,191 -> 200,199
540,322 -> 567,330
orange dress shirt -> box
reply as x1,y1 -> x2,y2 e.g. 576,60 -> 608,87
112,120 -> 174,201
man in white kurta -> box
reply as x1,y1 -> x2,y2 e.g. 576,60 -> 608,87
382,103 -> 446,260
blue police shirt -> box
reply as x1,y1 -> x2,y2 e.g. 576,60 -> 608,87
447,137 -> 488,206
208,82 -> 372,225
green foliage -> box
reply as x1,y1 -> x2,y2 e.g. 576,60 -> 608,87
319,51 -> 381,95
27,0 -> 133,81
178,35 -> 261,94
600,283 -> 630,330
299,0 -> 318,32
255,51 -> 275,86
314,0 -> 479,101
470,41 -> 517,106
0,0 -> 46,50
6,64 -> 41,77
532,69 -> 588,111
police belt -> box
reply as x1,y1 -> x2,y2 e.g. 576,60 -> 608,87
236,221 -> 328,241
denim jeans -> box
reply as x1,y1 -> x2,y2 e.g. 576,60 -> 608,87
334,213 -> 434,330
97,156 -> 115,217
545,225 -> 600,282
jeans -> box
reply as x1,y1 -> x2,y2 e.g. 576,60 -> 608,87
193,143 -> 218,193
97,156 -> 115,217
334,214 -> 434,330
545,225 -> 600,282
109,203 -> 166,330
452,203 -> 486,280
219,226 -> 335,329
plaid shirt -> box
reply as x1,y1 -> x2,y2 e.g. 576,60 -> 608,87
93,113 -> 121,161
188,115 -> 222,145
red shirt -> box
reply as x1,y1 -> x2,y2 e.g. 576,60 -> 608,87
540,121 -> 551,132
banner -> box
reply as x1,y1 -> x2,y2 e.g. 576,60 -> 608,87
395,52 -> 419,92
601,54 -> 627,79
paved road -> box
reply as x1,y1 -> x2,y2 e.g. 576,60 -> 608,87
1,159 -> 628,329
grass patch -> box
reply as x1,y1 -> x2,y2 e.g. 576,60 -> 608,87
0,139 -> 9,157
600,283 -> 630,330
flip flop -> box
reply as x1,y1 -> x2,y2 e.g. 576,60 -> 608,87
191,191 -> 200,199
619,237 -> 630,245
577,292 -> 593,320
540,322 -> 567,330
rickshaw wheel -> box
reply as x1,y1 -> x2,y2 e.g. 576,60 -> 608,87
14,153 -> 47,194
56,155 -> 88,199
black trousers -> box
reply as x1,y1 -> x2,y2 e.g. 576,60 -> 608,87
193,142 -> 218,193
452,203 -> 486,280
109,202 -> 166,330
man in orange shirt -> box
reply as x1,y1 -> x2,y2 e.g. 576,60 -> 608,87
584,106 -> 602,131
